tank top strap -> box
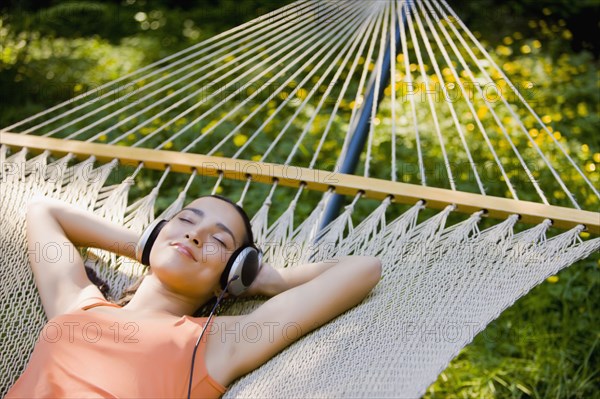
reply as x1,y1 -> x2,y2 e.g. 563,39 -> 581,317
78,296 -> 122,311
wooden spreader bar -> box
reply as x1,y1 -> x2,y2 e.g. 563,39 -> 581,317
2,132 -> 598,234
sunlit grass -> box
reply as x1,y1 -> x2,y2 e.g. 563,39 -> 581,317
426,253 -> 599,399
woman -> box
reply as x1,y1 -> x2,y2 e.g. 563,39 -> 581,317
6,195 -> 382,398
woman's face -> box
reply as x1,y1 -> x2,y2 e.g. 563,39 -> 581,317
149,197 -> 247,297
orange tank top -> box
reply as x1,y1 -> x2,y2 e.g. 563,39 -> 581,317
5,297 -> 227,398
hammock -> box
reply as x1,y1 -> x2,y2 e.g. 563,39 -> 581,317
1,0 -> 598,397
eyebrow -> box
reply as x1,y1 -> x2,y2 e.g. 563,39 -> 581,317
180,207 -> 237,247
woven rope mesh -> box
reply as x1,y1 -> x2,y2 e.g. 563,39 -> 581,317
2,151 -> 598,397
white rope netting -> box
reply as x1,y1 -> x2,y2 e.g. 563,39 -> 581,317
1,151 -> 598,397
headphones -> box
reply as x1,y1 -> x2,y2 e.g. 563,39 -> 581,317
135,217 -> 262,296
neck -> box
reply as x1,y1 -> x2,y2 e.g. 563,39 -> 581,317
122,273 -> 213,317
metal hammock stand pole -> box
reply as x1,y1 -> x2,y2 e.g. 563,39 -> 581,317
318,5 -> 404,230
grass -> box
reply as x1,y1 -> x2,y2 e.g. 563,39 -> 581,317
425,252 -> 599,399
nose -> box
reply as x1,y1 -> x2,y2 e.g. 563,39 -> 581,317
185,233 -> 200,247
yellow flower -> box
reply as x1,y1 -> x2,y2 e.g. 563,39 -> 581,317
496,45 -> 512,56
233,134 -> 248,147
577,102 -> 588,116
476,106 -> 488,119
546,276 -> 559,283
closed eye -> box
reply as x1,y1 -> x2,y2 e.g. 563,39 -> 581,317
214,237 -> 226,247
178,217 -> 192,223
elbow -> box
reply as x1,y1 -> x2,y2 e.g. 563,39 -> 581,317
26,196 -> 53,221
355,256 -> 382,299
26,197 -> 48,220
348,255 -> 382,289
27,195 -> 55,214
27,196 -> 66,218
26,196 -> 63,232
366,256 -> 382,287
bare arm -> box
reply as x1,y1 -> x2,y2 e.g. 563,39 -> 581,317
26,197 -> 138,319
244,259 -> 341,297
223,256 -> 382,384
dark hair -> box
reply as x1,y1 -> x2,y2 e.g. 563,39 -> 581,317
84,266 -> 111,298
87,195 -> 255,309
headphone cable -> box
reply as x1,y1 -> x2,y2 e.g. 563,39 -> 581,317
186,276 -> 239,399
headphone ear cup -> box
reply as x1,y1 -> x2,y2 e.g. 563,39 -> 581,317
220,246 -> 260,296
136,219 -> 168,266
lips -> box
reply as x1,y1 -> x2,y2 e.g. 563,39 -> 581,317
171,243 -> 197,261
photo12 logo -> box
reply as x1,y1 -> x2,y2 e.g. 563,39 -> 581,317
41,320 -> 140,344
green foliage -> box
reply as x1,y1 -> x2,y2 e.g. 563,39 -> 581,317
0,0 -> 296,125
0,1 -> 598,398
425,257 -> 599,399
